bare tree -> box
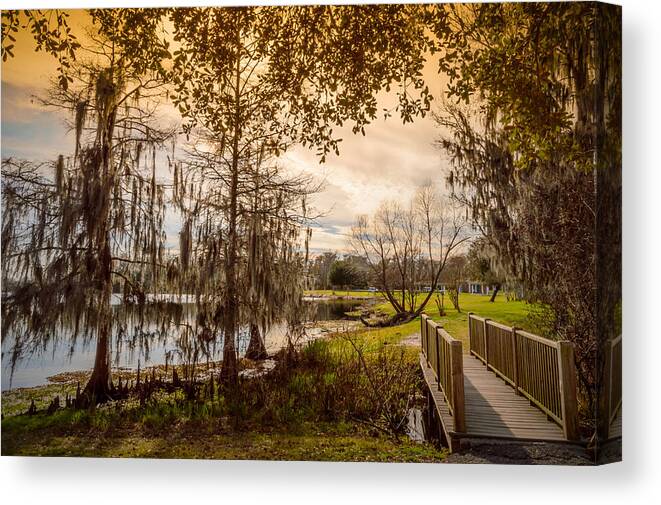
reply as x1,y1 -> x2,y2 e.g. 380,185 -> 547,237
351,185 -> 470,325
441,255 -> 467,313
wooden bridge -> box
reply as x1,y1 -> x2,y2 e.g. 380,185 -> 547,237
419,313 -> 622,452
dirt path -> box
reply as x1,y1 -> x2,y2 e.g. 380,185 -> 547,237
399,333 -> 421,347
441,439 -> 594,465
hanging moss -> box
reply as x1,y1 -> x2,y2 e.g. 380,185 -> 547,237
1,59 -> 175,401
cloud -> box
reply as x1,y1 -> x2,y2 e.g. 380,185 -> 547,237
1,11 -> 455,256
282,103 -> 450,252
1,81 -> 75,161
308,224 -> 353,254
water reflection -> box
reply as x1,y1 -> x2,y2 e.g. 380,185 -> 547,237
307,300 -> 363,321
1,298 -> 364,390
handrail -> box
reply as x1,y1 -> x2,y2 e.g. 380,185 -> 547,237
421,314 -> 465,432
467,313 -> 579,440
597,333 -> 622,439
515,328 -> 560,348
608,335 -> 622,424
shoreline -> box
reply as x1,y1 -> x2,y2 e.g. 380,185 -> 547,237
303,294 -> 382,302
1,319 -> 362,398
2,299 -> 368,391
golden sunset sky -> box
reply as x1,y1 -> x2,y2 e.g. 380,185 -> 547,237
1,7 -> 451,254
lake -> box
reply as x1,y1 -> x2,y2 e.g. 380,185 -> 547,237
1,297 -> 365,390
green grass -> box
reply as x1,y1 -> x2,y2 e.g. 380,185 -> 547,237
2,372 -> 446,461
1,415 -> 446,461
319,321 -> 421,367
365,292 -> 540,349
310,293 -> 538,365
1,382 -> 80,417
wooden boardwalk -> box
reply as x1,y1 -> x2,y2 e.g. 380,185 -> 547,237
420,313 -> 585,452
421,353 -> 566,449
420,314 -> 623,451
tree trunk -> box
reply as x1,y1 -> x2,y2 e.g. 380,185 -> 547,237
220,30 -> 242,386
245,323 -> 268,360
83,90 -> 117,405
359,311 -> 414,327
489,284 -> 501,302
221,200 -> 239,385
83,321 -> 111,405
83,219 -> 113,405
448,288 -> 461,312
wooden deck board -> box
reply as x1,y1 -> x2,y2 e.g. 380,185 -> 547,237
420,353 -> 568,444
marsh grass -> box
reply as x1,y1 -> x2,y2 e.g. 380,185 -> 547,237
2,331 -> 425,454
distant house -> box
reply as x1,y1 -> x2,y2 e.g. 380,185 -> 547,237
415,282 -> 446,293
463,281 -> 493,295
414,280 -> 498,295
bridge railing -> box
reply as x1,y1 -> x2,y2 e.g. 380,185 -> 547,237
597,333 -> 622,440
468,313 -> 579,440
608,335 -> 622,424
421,314 -> 465,432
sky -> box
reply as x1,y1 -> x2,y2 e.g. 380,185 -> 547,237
1,8 -> 452,255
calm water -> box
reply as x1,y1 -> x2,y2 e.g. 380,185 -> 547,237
1,298 -> 363,390
308,299 -> 364,321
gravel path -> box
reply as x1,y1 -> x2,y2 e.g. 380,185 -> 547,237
442,439 -> 596,465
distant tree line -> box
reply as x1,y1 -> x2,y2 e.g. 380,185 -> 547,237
308,244 -> 511,301
308,253 -> 370,290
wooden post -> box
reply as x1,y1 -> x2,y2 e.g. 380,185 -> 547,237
448,435 -> 461,453
421,314 -> 428,357
468,312 -> 474,354
597,338 -> 613,441
450,340 -> 466,433
423,320 -> 428,364
435,326 -> 443,392
483,318 -> 491,368
426,316 -> 430,359
557,341 -> 579,441
511,327 -> 520,395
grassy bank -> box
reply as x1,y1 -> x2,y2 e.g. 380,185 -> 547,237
2,292 -> 535,461
2,325 -> 440,460
1,414 -> 445,461
362,292 -> 539,350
